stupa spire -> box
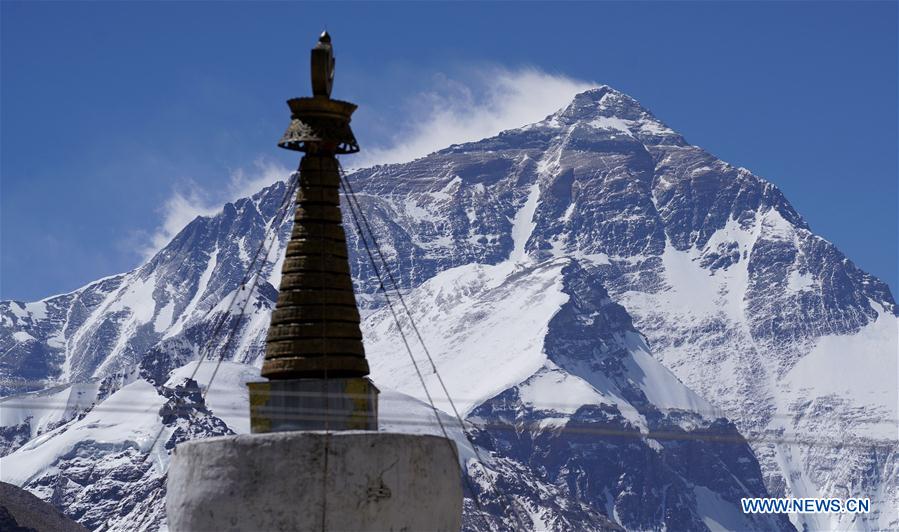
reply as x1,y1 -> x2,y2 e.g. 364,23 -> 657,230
249,31 -> 377,432
167,33 -> 461,531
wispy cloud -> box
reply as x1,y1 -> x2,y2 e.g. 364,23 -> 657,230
353,66 -> 595,168
138,66 -> 592,260
136,159 -> 291,259
144,184 -> 219,254
227,159 -> 292,201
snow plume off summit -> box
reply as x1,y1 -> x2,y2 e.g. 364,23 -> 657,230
1,86 -> 896,531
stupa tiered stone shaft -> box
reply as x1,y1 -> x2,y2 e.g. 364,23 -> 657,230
248,32 -> 378,433
264,155 -> 368,378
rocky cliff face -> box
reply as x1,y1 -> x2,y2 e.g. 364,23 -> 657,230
1,86 -> 894,531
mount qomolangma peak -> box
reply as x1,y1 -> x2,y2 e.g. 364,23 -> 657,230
1,87 -> 894,531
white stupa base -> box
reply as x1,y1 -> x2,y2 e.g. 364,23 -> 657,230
166,431 -> 463,532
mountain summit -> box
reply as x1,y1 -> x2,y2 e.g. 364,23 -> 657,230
1,87 -> 895,531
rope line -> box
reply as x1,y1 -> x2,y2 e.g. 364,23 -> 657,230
201,175 -> 298,402
339,167 -> 526,530
338,174 -> 499,531
90,177 -> 297,529
3,382 -> 894,426
321,431 -> 330,531
319,156 -> 330,532
144,174 -> 299,465
9,398 -> 892,450
200,173 -> 300,402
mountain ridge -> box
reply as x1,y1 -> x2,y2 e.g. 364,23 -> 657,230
1,85 -> 895,531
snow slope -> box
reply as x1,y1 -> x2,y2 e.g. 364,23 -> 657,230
1,85 -> 895,530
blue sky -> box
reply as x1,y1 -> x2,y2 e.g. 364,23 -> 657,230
2,1 -> 896,301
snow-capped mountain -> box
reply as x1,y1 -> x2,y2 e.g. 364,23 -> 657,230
1,86 -> 895,531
